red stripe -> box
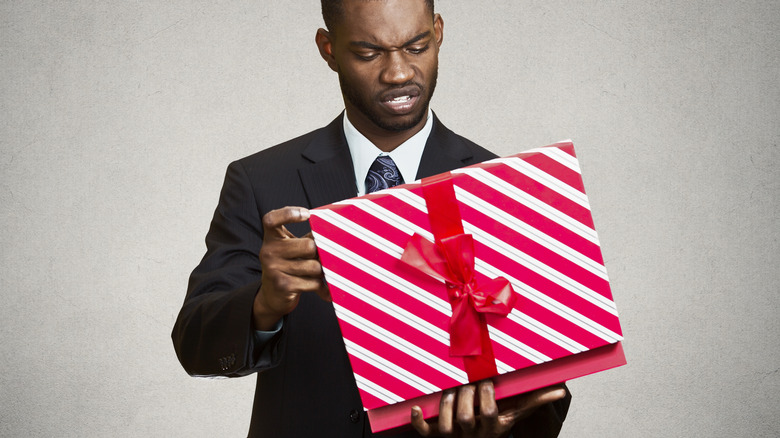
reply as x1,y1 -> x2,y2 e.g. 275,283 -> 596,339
337,317 -> 464,398
321,205 -> 423,249
335,281 -> 457,368
467,165 -> 595,230
454,176 -> 604,264
355,388 -> 387,411
472,242 -> 621,334
504,296 -> 616,349
348,355 -> 427,409
313,218 -> 450,313
458,202 -> 613,302
518,145 -> 586,194
484,321 -> 560,368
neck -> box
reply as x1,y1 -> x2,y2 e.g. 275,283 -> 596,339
344,108 -> 428,153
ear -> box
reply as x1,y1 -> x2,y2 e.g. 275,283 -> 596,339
434,13 -> 444,48
315,28 -> 339,72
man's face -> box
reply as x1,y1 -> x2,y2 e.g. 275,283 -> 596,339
322,0 -> 443,135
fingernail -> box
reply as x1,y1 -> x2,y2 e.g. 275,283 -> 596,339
299,208 -> 310,219
411,407 -> 420,417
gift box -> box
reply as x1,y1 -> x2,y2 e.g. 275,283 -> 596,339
309,141 -> 625,433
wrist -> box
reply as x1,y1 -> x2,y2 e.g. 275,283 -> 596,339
253,287 -> 282,331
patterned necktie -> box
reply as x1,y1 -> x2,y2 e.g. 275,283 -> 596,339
365,155 -> 404,194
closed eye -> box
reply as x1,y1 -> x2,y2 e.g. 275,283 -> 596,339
407,44 -> 430,55
355,52 -> 380,61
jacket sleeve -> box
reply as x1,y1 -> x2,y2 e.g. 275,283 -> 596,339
510,384 -> 572,438
171,160 -> 284,377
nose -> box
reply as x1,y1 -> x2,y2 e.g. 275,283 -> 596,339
380,50 -> 414,85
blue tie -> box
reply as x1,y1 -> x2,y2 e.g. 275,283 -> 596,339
365,155 -> 404,194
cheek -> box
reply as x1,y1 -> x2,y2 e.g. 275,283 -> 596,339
419,57 -> 437,77
345,67 -> 380,91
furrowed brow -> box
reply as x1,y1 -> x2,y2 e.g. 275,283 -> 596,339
349,31 -> 432,50
402,31 -> 432,47
349,41 -> 384,50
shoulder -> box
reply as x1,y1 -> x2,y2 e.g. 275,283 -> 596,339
234,115 -> 345,173
430,113 -> 498,162
448,131 -> 497,162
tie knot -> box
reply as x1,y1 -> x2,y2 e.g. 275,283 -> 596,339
365,155 -> 404,193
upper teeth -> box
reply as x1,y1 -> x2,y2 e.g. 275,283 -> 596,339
391,96 -> 410,102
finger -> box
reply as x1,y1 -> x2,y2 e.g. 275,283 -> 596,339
316,278 -> 332,302
518,385 -> 567,413
297,233 -> 329,301
262,237 -> 319,261
265,271 -> 327,295
477,380 -> 499,435
438,389 -> 456,436
456,384 -> 477,434
262,207 -> 310,239
410,406 -> 432,437
274,258 -> 323,278
302,232 -> 323,261
500,385 -> 568,424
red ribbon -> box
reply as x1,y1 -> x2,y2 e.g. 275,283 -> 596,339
400,173 -> 516,382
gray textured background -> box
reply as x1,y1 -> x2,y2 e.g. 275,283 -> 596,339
1,1 -> 778,437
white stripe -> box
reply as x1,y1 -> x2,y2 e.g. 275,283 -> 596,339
507,310 -> 587,353
385,170 -> 599,246
487,325 -> 550,364
314,209 -> 405,258
328,268 -> 528,375
325,256 -> 565,371
496,360 -> 513,374
383,189 -> 610,310
454,186 -> 609,280
463,220 -> 617,314
516,146 -> 581,173
319,238 -> 573,367
334,303 -> 468,382
389,189 -> 428,212
326,267 -> 566,368
344,339 -> 440,394
336,197 -> 434,241
475,259 -> 623,343
324,268 -> 450,345
459,168 -> 599,245
477,157 -> 589,209
353,373 -> 404,404
314,233 -> 452,315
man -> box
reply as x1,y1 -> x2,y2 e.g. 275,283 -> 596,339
172,1 -> 571,436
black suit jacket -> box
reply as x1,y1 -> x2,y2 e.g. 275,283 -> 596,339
172,113 -> 570,437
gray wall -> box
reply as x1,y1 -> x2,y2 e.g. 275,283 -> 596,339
1,1 -> 778,437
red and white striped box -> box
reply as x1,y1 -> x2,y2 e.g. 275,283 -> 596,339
309,141 -> 625,433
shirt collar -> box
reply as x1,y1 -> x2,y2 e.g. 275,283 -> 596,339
344,109 -> 434,196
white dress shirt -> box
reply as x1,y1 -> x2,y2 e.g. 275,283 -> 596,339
343,109 -> 434,196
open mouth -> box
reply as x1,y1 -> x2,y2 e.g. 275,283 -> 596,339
380,88 -> 421,114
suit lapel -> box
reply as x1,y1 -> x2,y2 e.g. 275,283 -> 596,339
416,113 -> 475,179
298,112 -> 473,208
298,114 -> 358,208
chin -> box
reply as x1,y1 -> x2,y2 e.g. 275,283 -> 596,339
375,109 -> 428,133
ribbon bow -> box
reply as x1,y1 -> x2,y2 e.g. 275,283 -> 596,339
399,172 -> 517,382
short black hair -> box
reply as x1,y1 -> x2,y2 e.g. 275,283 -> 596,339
321,0 -> 435,33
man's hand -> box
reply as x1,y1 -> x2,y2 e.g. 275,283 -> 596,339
411,381 -> 567,438
253,206 -> 330,330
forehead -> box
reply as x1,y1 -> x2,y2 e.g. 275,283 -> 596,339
336,0 -> 433,45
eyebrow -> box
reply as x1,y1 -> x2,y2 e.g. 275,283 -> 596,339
349,30 -> 432,50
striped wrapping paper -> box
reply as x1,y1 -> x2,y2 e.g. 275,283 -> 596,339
309,141 -> 625,432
